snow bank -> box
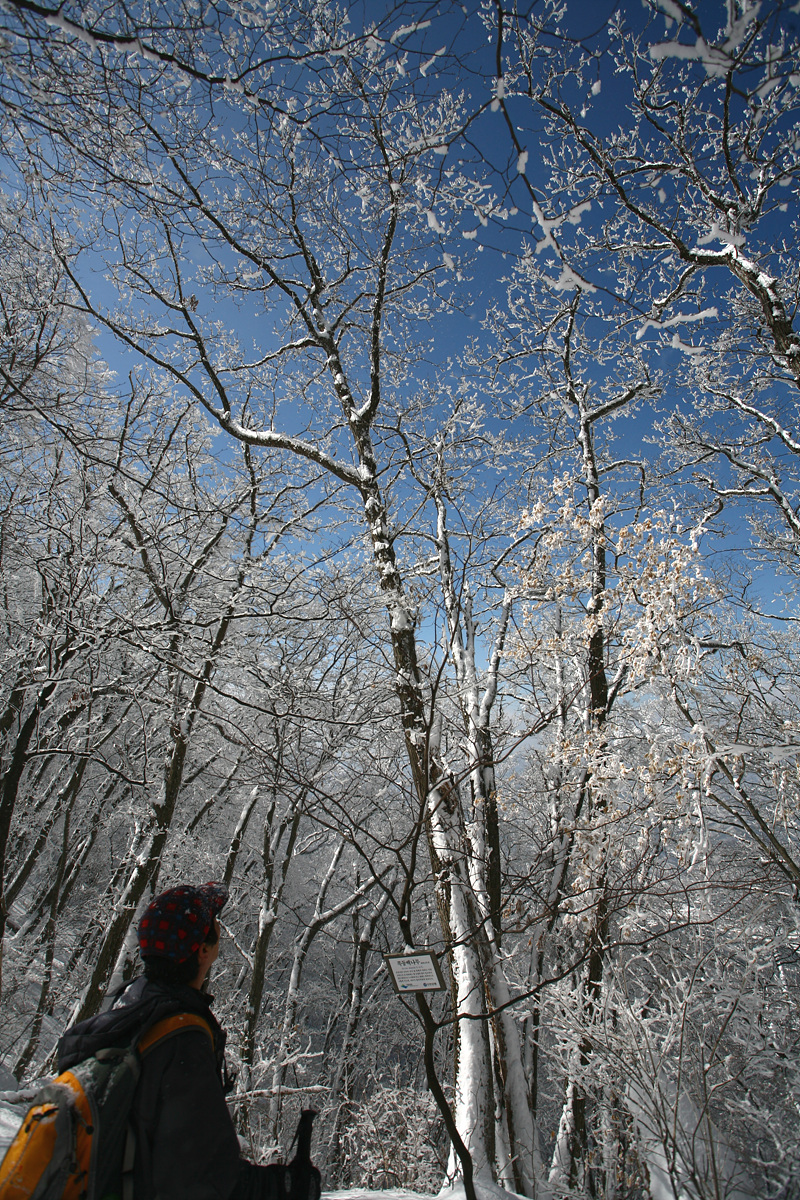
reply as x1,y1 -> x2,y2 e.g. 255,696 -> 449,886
0,1097 -> 24,1160
323,1184 -> 530,1200
324,1191 -> 438,1200
437,1181 -> 533,1200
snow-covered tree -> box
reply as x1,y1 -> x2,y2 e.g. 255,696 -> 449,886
2,2 -> 800,1195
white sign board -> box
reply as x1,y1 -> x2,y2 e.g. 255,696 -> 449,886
384,952 -> 447,993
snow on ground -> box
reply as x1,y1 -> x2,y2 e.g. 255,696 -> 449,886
324,1191 -> 437,1200
0,1097 -> 25,1158
325,1184 -> 525,1200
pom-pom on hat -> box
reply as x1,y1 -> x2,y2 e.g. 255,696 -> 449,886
138,882 -> 228,963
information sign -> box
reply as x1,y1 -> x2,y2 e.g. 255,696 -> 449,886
384,951 -> 447,994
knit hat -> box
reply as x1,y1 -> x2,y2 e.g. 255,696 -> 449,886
138,882 -> 228,962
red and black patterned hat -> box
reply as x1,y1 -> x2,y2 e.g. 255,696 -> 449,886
137,882 -> 228,962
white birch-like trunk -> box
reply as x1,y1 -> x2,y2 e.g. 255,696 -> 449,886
548,1072 -> 579,1193
267,845 -> 382,1146
268,842 -> 345,1141
426,779 -> 495,1182
434,489 -> 537,1192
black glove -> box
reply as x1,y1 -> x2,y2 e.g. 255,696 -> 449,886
257,1161 -> 321,1200
235,1110 -> 322,1200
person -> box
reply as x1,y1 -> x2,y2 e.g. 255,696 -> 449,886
57,882 -> 288,1200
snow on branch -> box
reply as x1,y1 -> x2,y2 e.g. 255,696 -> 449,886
636,307 -> 719,341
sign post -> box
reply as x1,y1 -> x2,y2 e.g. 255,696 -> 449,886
384,950 -> 476,1200
383,951 -> 447,994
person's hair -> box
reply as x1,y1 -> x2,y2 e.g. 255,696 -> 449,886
142,917 -> 219,986
142,951 -> 200,986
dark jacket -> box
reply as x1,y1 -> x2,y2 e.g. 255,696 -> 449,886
57,977 -> 269,1200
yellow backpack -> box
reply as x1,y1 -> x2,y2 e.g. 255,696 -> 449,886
0,1013 -> 211,1200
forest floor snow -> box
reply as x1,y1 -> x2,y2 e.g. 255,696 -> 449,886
325,1183 -> 525,1200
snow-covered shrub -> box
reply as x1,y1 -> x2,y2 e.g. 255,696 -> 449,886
332,1081 -> 446,1194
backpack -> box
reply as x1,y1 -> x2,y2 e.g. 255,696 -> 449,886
0,1012 -> 211,1200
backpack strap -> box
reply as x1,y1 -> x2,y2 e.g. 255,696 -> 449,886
122,1121 -> 137,1200
137,1012 -> 213,1056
